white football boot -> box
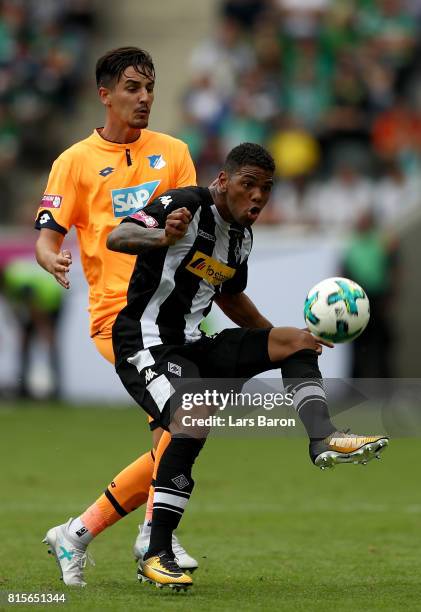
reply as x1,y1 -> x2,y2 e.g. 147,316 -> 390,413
43,518 -> 94,587
171,533 -> 199,572
134,525 -> 198,573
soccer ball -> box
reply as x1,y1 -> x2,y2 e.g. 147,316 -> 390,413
304,277 -> 370,343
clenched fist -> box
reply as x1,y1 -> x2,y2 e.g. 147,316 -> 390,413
164,207 -> 192,245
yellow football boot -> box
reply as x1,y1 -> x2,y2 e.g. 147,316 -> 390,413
311,430 -> 389,469
140,551 -> 192,591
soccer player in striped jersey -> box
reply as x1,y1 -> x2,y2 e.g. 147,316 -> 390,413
107,143 -> 389,589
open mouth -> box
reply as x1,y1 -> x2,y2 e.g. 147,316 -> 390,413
247,206 -> 261,221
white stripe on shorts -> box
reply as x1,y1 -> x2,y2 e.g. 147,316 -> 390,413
146,374 -> 175,413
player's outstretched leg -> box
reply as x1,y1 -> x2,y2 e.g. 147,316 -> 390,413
42,519 -> 94,587
140,436 -> 204,589
280,349 -> 389,469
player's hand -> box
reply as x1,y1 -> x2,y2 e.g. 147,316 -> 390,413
301,327 -> 334,351
290,328 -> 330,355
164,207 -> 192,245
269,327 -> 334,362
48,249 -> 72,289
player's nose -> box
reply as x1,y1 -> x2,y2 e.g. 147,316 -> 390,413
138,87 -> 151,103
250,188 -> 263,204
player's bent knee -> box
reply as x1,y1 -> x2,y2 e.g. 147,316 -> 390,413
281,349 -> 322,379
268,327 -> 309,362
170,402 -> 215,439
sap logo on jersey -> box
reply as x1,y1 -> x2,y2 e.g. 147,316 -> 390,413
111,180 -> 160,217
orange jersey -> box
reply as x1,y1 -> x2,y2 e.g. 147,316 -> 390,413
35,129 -> 196,336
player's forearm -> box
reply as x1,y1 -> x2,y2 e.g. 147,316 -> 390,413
35,229 -> 71,289
35,231 -> 62,273
107,224 -> 168,254
215,292 -> 273,328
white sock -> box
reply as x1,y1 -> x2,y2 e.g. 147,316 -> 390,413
141,519 -> 152,539
66,517 -> 94,547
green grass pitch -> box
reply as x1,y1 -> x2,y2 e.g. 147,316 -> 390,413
1,402 -> 421,611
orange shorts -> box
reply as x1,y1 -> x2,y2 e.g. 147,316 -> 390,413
92,331 -> 154,424
92,330 -> 115,365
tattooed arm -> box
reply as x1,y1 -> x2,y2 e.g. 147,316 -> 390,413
106,207 -> 192,254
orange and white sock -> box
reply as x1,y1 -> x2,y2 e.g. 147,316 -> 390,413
67,449 -> 155,545
141,430 -> 172,537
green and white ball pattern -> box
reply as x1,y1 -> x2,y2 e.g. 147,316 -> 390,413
304,277 -> 370,343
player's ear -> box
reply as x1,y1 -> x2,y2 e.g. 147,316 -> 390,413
98,86 -> 112,107
218,171 -> 228,194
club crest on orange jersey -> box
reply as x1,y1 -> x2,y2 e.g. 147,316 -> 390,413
147,154 -> 166,169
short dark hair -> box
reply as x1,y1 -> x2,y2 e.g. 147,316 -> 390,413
96,47 -> 155,89
224,143 -> 275,174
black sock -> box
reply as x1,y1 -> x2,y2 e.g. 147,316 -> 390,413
281,349 -> 336,440
147,436 -> 204,558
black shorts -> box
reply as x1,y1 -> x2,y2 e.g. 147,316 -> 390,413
115,328 -> 274,430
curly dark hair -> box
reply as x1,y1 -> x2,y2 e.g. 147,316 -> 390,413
96,47 -> 155,89
224,143 -> 275,174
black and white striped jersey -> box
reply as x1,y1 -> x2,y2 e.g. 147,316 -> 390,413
112,186 -> 253,364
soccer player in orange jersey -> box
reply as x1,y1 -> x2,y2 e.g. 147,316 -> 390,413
35,47 -> 198,586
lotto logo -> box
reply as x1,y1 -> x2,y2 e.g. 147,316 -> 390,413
39,213 -> 51,225
99,166 -> 114,177
111,180 -> 160,217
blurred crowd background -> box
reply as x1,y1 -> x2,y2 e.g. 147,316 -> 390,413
0,0 -> 96,218
1,0 -> 421,399
1,0 -> 420,229
180,0 -> 421,231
